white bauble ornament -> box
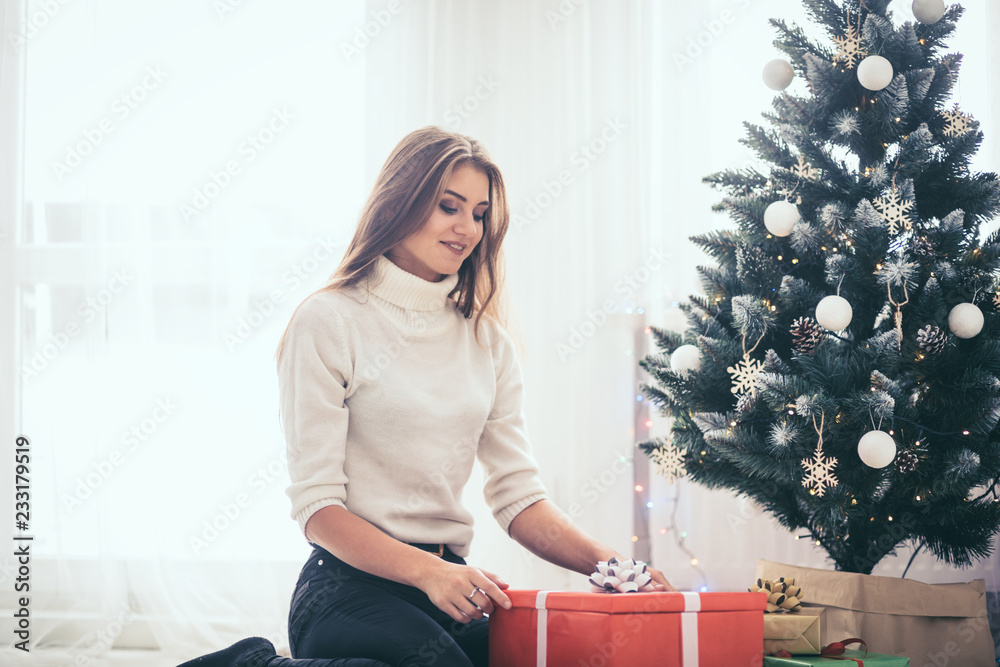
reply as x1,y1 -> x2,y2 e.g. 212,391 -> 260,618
671,344 -> 702,374
815,295 -> 853,331
762,59 -> 795,91
948,303 -> 984,339
912,0 -> 945,24
763,200 -> 800,237
857,55 -> 894,91
858,430 -> 896,469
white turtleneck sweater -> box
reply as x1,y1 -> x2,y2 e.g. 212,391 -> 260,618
278,254 -> 548,557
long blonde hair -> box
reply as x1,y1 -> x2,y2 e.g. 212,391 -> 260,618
276,126 -> 510,363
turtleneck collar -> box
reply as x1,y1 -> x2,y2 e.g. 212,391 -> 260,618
367,254 -> 460,312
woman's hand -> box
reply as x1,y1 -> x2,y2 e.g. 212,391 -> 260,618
420,560 -> 512,623
508,500 -> 681,593
646,565 -> 678,592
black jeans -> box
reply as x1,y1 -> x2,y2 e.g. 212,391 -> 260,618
287,545 -> 488,666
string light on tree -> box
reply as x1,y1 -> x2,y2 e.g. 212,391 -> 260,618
857,55 -> 893,91
762,58 -> 794,91
858,430 -> 897,469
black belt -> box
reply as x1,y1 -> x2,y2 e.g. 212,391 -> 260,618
408,542 -> 448,557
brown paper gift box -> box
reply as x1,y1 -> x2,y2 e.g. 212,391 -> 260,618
757,560 -> 994,666
764,610 -> 822,655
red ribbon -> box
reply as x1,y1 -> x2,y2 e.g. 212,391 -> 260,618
822,637 -> 868,665
767,637 -> 868,665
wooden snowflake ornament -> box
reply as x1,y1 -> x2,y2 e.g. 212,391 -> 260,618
801,448 -> 839,497
941,105 -> 971,137
650,442 -> 686,483
791,155 -> 819,181
728,353 -> 765,397
832,25 -> 865,69
801,412 -> 838,497
873,188 -> 914,234
777,156 -> 820,204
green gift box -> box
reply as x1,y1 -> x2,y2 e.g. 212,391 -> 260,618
764,649 -> 909,666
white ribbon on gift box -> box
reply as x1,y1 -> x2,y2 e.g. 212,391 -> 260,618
680,591 -> 700,667
533,590 -> 702,666
535,590 -> 550,666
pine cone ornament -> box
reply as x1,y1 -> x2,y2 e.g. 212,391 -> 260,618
912,236 -> 935,257
895,450 -> 918,474
916,324 -> 947,354
791,317 -> 822,355
748,577 -> 804,613
870,370 -> 890,391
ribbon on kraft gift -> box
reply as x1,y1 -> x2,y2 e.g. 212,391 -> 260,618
533,590 -> 703,666
771,637 -> 869,666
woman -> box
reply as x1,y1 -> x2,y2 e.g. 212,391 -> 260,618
181,127 -> 673,667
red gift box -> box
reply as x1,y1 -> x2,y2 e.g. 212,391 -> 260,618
490,590 -> 766,666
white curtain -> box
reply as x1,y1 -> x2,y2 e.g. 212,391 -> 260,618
1,0 -> 997,664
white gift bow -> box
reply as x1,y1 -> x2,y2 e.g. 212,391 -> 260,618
533,590 -> 702,666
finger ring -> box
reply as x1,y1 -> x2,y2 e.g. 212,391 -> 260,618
468,586 -> 481,600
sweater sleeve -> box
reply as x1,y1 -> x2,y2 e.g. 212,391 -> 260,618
478,323 -> 549,533
278,295 -> 353,537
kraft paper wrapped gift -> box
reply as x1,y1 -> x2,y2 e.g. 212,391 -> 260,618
763,648 -> 909,665
489,589 -> 766,666
764,609 -> 823,655
757,560 -> 994,666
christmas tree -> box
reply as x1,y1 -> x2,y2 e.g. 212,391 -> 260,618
639,0 -> 1000,575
